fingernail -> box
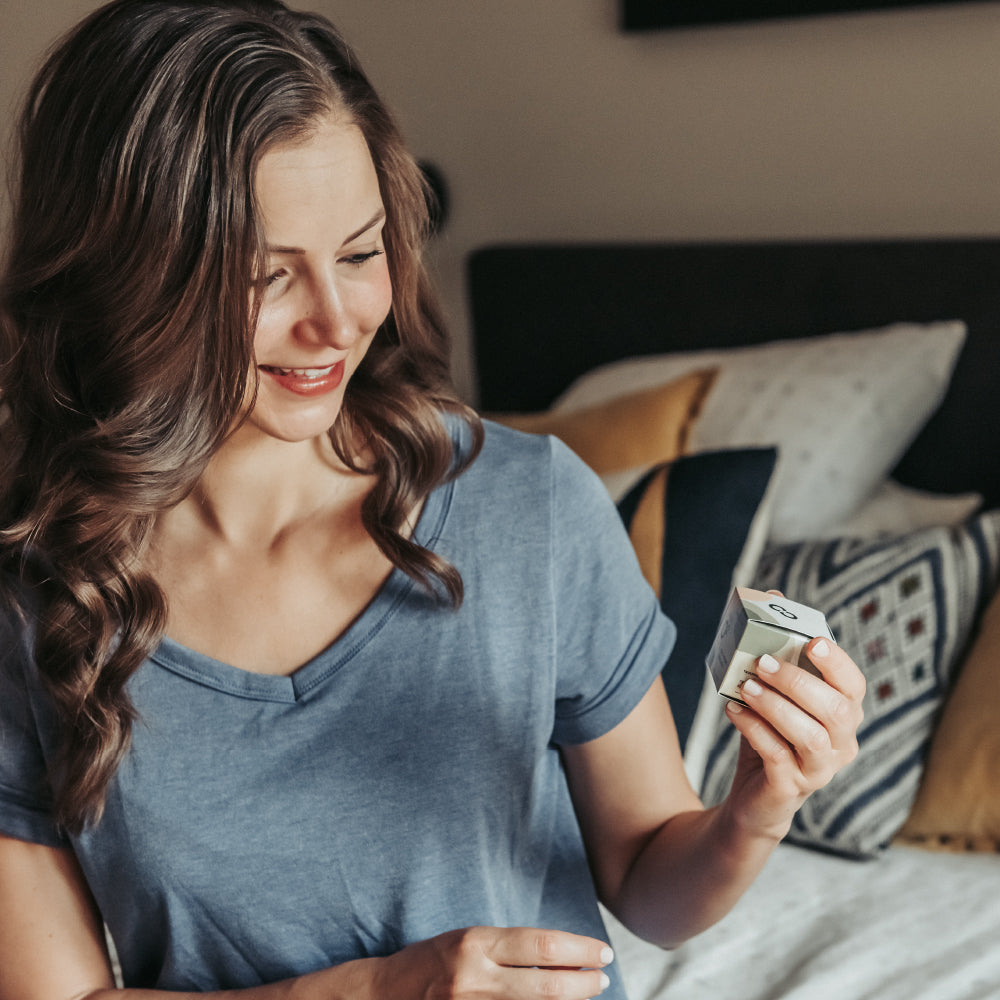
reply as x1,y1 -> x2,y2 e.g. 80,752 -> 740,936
758,654 -> 779,674
726,699 -> 744,714
812,639 -> 830,658
600,972 -> 611,990
743,677 -> 764,697
600,946 -> 614,965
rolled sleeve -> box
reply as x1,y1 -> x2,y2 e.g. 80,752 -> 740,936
548,439 -> 676,746
0,607 -> 66,847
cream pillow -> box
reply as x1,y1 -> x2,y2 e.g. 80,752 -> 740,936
819,479 -> 982,540
553,322 -> 966,542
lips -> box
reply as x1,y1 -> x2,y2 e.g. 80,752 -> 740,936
259,360 -> 345,397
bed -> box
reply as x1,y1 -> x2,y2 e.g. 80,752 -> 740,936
467,239 -> 1000,1000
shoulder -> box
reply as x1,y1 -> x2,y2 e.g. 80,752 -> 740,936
444,419 -> 626,564
462,418 -> 608,503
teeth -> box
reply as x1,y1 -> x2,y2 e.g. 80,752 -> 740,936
268,364 -> 336,378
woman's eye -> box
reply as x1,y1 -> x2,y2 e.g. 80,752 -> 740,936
265,268 -> 287,287
343,249 -> 385,267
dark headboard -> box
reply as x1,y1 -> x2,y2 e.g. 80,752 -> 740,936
468,239 -> 1000,508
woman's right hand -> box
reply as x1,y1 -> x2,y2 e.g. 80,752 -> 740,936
367,925 -> 614,1000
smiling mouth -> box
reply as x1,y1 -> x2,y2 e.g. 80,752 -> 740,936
259,360 -> 346,396
260,363 -> 338,379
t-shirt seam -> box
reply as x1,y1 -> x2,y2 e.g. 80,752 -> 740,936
298,474 -> 457,696
554,606 -> 663,728
0,780 -> 69,847
144,653 -> 297,702
292,576 -> 416,696
0,776 -> 49,811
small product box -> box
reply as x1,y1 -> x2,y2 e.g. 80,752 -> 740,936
706,587 -> 835,703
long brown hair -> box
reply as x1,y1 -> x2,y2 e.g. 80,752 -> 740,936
0,0 -> 481,834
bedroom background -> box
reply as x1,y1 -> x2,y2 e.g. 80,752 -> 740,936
3,1 -> 1000,403
4,4 -> 1000,998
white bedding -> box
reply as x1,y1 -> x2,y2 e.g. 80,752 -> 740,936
605,842 -> 1000,1000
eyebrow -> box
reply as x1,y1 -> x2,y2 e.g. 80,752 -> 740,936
266,208 -> 386,255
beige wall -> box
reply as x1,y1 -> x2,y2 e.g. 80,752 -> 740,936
5,1 -> 1000,401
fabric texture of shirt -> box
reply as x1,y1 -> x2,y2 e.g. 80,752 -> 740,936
0,420 -> 676,995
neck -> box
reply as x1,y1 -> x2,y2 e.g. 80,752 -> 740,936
172,428 -> 360,550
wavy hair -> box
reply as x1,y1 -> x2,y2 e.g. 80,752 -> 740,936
0,0 -> 482,833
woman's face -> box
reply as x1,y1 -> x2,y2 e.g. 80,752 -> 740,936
246,117 -> 392,446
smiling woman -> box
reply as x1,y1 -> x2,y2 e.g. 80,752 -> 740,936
246,121 -> 392,444
0,0 -> 477,816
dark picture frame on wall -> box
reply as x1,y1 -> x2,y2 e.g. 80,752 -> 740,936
621,1 -> 965,31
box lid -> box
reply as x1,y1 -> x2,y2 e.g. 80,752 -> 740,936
735,586 -> 833,641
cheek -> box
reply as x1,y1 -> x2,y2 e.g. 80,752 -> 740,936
251,291 -> 294,356
252,308 -> 279,355
358,260 -> 393,331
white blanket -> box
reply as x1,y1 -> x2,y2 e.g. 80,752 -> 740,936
606,842 -> 1000,1000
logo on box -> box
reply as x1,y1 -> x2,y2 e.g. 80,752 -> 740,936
706,587 -> 835,703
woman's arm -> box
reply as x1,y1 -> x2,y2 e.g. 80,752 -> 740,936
0,835 -> 613,1000
0,836 -> 116,998
562,636 -> 865,948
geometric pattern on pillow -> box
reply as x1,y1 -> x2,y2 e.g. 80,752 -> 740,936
700,510 -> 1000,859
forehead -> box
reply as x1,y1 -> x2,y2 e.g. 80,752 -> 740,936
255,118 -> 382,242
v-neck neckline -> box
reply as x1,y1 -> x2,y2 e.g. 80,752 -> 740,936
147,474 -> 453,703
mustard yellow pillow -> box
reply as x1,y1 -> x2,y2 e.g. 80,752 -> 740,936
896,585 -> 1000,852
488,369 -> 716,476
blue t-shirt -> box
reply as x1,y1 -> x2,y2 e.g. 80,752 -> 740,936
0,421 -> 676,995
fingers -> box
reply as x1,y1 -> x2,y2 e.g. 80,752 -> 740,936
803,636 -> 867,702
484,925 -> 614,971
775,639 -> 864,737
475,926 -> 614,999
505,963 -> 611,999
760,591 -> 866,716
388,926 -> 614,1000
727,639 -> 864,781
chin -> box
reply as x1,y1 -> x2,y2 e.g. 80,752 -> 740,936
242,394 -> 348,446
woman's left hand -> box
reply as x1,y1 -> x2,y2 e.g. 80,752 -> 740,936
722,633 -> 866,843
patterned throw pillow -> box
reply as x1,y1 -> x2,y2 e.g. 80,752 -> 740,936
700,511 -> 1000,859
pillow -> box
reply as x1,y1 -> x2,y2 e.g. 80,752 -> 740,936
488,370 -> 715,476
699,510 -> 1000,859
616,447 -> 778,750
820,479 -> 982,540
896,584 -> 1000,852
554,322 -> 966,543
599,467 -> 652,504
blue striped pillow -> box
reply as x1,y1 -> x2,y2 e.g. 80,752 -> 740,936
700,510 -> 1000,858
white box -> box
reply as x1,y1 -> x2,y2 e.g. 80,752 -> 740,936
706,587 -> 834,703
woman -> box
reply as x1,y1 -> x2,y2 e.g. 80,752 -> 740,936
0,2 -> 865,998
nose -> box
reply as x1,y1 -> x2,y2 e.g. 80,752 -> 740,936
295,272 -> 358,350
